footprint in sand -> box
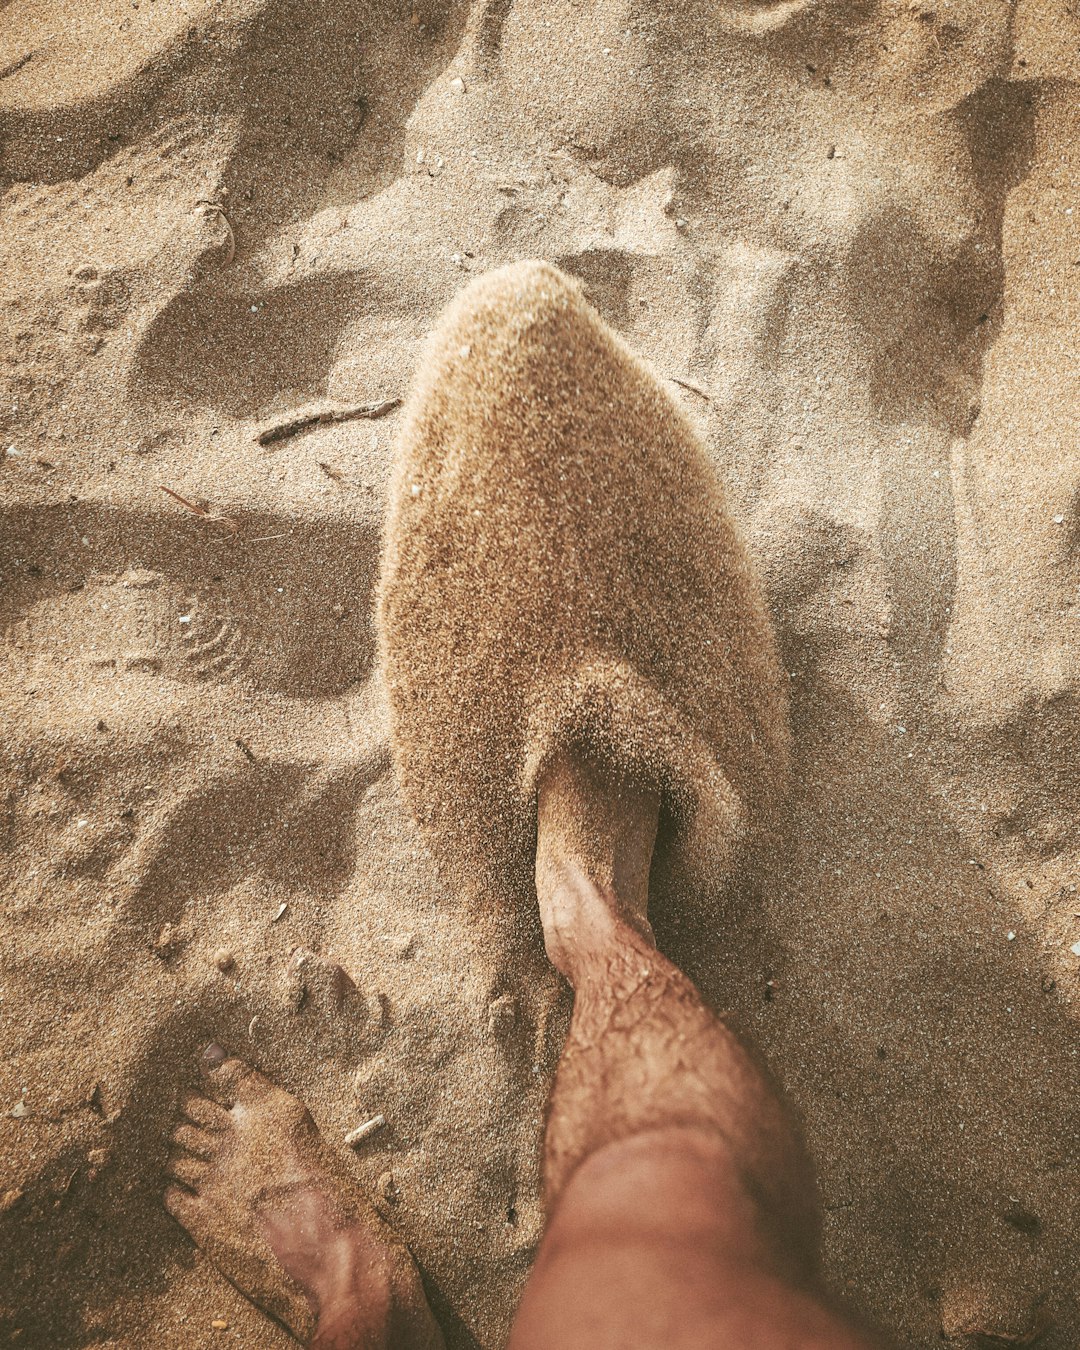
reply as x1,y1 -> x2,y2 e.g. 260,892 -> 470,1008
1,553 -> 372,698
2,568 -> 253,685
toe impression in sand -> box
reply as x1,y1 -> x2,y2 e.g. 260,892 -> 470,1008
378,260 -> 791,908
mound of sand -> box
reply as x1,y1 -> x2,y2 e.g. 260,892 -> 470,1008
378,260 -> 789,911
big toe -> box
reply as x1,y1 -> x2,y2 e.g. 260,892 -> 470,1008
203,1046 -> 303,1121
201,1045 -> 257,1104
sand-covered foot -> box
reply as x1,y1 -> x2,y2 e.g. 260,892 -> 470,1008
378,260 -> 790,913
164,1046 -> 442,1349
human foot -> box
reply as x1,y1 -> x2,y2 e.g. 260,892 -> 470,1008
535,749 -> 660,984
164,1046 -> 443,1349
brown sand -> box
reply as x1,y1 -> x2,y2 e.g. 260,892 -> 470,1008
378,260 -> 790,912
1,1 -> 1078,1347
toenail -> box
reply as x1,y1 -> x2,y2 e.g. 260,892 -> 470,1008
202,1042 -> 227,1067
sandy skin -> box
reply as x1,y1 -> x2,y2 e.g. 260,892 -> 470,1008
160,754 -> 664,1348
164,1042 -> 442,1350
163,750 -> 882,1350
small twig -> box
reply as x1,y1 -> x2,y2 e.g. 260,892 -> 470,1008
670,376 -> 711,401
159,485 -> 210,517
256,399 -> 401,447
319,462 -> 346,484
159,485 -> 239,533
0,51 -> 36,80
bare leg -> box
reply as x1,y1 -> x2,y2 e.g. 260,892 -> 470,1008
165,1044 -> 443,1350
510,749 -> 885,1349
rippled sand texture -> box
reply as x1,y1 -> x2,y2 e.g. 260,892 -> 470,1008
1,2 -> 1077,1347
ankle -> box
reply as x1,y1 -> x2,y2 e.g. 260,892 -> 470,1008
310,1302 -> 367,1349
536,749 -> 658,901
539,866 -> 655,985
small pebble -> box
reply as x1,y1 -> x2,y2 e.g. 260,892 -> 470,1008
211,1318 -> 229,1331
272,902 -> 289,922
213,948 -> 235,972
450,76 -> 466,93
1070,941 -> 1080,957
378,1170 -> 400,1204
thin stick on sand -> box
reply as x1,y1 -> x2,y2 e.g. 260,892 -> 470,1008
344,1115 -> 386,1148
158,485 -> 239,533
256,399 -> 401,447
670,375 -> 711,401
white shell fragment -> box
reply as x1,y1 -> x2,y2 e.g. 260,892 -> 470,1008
344,1114 -> 386,1148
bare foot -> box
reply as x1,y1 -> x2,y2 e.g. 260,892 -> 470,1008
164,1046 -> 443,1349
535,748 -> 660,984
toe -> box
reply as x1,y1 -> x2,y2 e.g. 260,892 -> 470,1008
201,1046 -> 312,1126
202,1048 -> 254,1105
171,1122 -> 218,1160
164,1183 -> 201,1229
181,1093 -> 231,1131
167,1151 -> 210,1189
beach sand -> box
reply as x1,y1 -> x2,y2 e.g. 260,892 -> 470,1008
1,1 -> 1078,1346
